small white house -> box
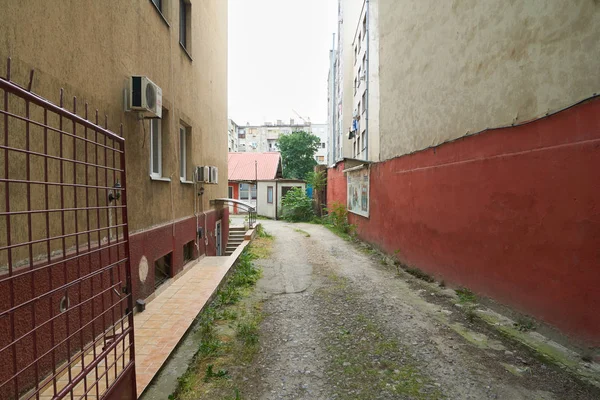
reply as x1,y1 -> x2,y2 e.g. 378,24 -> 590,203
256,179 -> 306,219
228,152 -> 306,219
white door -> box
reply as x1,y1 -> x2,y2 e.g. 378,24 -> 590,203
215,220 -> 222,256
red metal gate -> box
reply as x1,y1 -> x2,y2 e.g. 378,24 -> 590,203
0,58 -> 136,399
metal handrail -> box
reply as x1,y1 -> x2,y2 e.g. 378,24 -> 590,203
210,198 -> 256,229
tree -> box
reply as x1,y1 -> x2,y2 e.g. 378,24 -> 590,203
277,131 -> 320,180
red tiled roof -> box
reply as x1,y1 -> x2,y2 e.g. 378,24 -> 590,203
228,152 -> 282,181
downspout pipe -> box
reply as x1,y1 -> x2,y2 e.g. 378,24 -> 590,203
365,0 -> 369,161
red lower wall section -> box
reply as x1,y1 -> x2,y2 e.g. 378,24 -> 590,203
129,207 -> 229,302
328,98 -> 600,344
0,206 -> 229,398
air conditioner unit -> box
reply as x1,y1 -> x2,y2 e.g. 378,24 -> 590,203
129,76 -> 162,118
209,166 -> 218,184
195,166 -> 210,183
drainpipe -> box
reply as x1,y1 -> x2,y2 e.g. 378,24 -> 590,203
365,0 -> 370,161
275,181 -> 278,220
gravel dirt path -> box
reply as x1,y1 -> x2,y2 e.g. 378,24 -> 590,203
234,220 -> 599,400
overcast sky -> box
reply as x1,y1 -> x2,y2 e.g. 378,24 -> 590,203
228,0 -> 338,126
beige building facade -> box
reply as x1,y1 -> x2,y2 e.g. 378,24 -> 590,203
1,0 -> 228,295
0,1 -> 228,398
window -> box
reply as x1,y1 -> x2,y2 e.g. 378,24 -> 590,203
152,0 -> 162,11
354,77 -> 357,94
183,240 -> 194,263
362,53 -> 367,72
179,124 -> 191,181
316,156 -> 325,163
251,184 -> 257,200
154,252 -> 172,289
240,183 -> 249,200
150,119 -> 162,177
179,0 -> 191,53
362,90 -> 367,114
228,186 -> 233,198
363,14 -> 367,36
321,143 -> 326,149
267,186 -> 273,204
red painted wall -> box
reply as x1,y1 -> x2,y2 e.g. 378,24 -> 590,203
129,207 -> 228,302
0,206 -> 227,398
327,98 -> 600,344
327,162 -> 347,209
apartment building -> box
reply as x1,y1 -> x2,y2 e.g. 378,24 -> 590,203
228,119 -> 240,152
328,0 -> 600,344
236,119 -> 311,153
0,0 -> 228,398
311,123 -> 328,165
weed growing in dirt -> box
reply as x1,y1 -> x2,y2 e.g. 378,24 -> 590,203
204,364 -> 229,382
456,287 -> 477,303
293,228 -> 311,237
319,272 -> 443,399
405,267 -> 435,283
256,224 -> 273,238
514,317 -> 536,332
322,201 -> 357,240
170,241 -> 268,400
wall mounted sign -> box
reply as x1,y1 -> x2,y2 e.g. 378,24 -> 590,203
347,166 -> 369,218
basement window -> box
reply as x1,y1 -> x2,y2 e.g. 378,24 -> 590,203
154,252 -> 172,290
183,240 -> 194,263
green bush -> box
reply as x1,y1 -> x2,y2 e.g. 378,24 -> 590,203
281,187 -> 315,222
324,201 -> 356,236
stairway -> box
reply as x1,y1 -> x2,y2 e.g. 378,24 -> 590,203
225,226 -> 246,256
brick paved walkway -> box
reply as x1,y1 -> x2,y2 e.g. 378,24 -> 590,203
133,241 -> 249,397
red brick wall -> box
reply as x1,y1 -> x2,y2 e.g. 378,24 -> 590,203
327,98 -> 600,344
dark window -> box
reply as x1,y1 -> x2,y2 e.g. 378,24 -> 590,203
228,186 -> 233,198
183,241 -> 194,263
267,186 -> 273,203
251,184 -> 257,200
154,252 -> 172,289
152,0 -> 162,11
180,0 -> 189,49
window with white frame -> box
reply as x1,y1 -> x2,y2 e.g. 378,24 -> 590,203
179,124 -> 191,181
150,119 -> 162,177
240,183 -> 249,200
267,186 -> 273,203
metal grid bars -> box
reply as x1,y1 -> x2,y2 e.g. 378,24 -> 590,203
0,58 -> 135,400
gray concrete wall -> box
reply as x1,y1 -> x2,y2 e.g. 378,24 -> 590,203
378,0 -> 600,160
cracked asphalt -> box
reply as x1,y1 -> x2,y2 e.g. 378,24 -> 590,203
229,220 -> 600,399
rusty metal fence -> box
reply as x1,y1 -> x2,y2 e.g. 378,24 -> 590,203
0,58 -> 135,399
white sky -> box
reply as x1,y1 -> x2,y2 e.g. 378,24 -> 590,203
228,0 -> 338,126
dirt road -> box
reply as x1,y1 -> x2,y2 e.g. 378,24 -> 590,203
232,220 -> 598,399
